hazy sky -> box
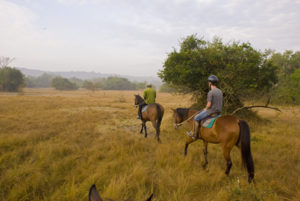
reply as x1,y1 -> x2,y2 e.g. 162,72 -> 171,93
1,0 -> 299,76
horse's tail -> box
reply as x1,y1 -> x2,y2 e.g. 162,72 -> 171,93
155,104 -> 163,133
238,120 -> 255,183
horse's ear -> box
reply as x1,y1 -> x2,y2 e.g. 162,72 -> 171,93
89,184 -> 103,201
145,193 -> 153,201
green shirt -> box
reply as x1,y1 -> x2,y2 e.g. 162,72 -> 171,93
143,87 -> 156,104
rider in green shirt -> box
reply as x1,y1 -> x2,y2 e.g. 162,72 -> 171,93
143,84 -> 156,104
137,84 -> 156,119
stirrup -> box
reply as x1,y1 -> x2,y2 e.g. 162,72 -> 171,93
186,131 -> 197,140
186,131 -> 193,137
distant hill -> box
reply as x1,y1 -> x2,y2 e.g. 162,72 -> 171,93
17,67 -> 162,88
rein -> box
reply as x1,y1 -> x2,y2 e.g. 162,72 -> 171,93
175,111 -> 200,127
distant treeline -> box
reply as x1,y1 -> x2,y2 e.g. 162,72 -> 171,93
1,43 -> 299,107
24,74 -> 147,91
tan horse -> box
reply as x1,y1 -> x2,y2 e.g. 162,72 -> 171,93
89,184 -> 153,201
172,108 -> 255,183
134,95 -> 164,143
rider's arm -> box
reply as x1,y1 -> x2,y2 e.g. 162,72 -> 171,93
205,90 -> 213,111
205,101 -> 211,110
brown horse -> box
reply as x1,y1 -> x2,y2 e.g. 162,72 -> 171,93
89,184 -> 153,201
134,95 -> 164,143
172,108 -> 255,183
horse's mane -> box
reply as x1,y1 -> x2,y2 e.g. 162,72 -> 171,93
175,108 -> 190,119
135,94 -> 145,103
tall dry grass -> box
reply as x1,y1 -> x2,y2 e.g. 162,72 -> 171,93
0,89 -> 299,201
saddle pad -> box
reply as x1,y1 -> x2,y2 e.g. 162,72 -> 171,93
201,115 -> 221,128
142,105 -> 148,113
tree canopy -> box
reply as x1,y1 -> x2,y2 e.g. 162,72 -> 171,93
0,67 -> 24,92
158,35 -> 278,112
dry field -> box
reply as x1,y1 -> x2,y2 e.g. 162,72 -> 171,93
0,89 -> 299,201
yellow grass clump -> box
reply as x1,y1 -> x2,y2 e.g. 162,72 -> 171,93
0,88 -> 299,201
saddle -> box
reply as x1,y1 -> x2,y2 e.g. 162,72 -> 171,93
142,105 -> 148,113
201,112 -> 221,128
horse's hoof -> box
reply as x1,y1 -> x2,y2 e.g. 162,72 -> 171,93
248,174 -> 254,183
202,163 -> 208,169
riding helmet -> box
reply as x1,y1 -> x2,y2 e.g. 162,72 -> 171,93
208,75 -> 219,83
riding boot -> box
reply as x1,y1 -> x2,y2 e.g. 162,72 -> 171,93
187,121 -> 200,139
136,105 -> 142,119
137,105 -> 142,119
195,121 -> 202,139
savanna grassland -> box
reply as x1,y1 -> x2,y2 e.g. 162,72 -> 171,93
0,89 -> 299,201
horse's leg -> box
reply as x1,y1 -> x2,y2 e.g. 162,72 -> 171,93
184,137 -> 197,156
202,141 -> 208,168
222,145 -> 233,175
140,122 -> 144,134
151,120 -> 161,143
144,122 -> 148,138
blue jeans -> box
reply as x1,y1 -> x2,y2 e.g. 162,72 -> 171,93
194,110 -> 210,122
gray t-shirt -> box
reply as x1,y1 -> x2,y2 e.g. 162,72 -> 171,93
207,87 -> 223,114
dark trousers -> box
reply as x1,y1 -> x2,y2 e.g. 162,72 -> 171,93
138,103 -> 147,119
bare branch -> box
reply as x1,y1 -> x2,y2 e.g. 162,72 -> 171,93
265,95 -> 271,107
0,56 -> 15,68
231,105 -> 281,115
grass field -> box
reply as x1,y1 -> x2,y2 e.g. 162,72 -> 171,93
0,89 -> 299,201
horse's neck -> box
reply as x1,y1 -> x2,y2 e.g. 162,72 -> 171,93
138,98 -> 145,105
176,108 -> 189,120
187,109 -> 199,120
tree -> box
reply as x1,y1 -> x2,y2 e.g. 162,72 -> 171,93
134,81 -> 147,90
159,82 -> 177,93
269,50 -> 300,104
158,35 -> 278,112
102,77 -> 136,90
51,77 -> 78,90
0,67 -> 25,92
82,80 -> 97,91
25,73 -> 55,88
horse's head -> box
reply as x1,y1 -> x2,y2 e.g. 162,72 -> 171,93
172,108 -> 183,129
134,94 -> 144,107
89,184 -> 153,201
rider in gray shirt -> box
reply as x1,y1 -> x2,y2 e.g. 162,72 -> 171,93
187,75 -> 223,139
207,87 -> 223,114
